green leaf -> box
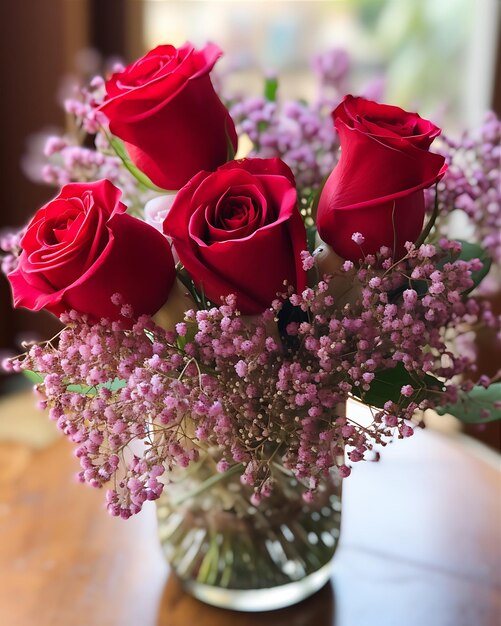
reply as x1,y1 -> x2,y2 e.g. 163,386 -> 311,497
452,240 -> 492,293
390,240 -> 492,303
173,321 -> 197,352
22,370 -> 45,385
264,76 -> 278,102
351,363 -> 444,409
176,266 -> 206,310
144,329 -> 155,343
66,377 -> 127,396
306,225 -> 318,254
436,384 -> 501,423
176,335 -> 186,351
107,134 -> 170,193
23,369 -> 126,396
388,278 -> 428,303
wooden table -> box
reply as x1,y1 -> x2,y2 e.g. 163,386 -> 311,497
0,391 -> 500,626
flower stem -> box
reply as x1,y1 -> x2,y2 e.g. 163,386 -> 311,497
171,463 -> 244,506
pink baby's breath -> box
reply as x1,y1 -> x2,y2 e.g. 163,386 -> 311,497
3,53 -> 499,521
12,233 -> 499,517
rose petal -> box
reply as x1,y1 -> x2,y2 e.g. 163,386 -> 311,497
164,158 -> 307,313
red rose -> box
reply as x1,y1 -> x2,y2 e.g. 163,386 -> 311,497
99,42 -> 237,191
163,158 -> 307,314
317,95 -> 447,261
8,180 -> 175,320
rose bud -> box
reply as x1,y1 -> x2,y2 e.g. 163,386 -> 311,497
153,278 -> 196,332
317,95 -> 447,262
99,42 -> 238,191
144,194 -> 177,232
8,180 -> 175,321
313,243 -> 360,310
145,194 -> 179,264
163,158 -> 308,314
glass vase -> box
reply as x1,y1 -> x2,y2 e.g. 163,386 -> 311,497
156,454 -> 342,611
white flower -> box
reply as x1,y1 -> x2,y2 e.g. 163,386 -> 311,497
144,194 -> 177,232
144,194 -> 179,263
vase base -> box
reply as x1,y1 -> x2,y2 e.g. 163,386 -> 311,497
179,558 -> 335,612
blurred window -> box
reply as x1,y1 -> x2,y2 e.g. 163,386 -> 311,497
139,0 -> 500,127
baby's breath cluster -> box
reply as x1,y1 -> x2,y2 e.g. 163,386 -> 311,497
229,96 -> 339,205
24,67 -> 154,215
0,228 -> 23,275
227,49 -> 385,207
425,112 -> 501,263
7,240 -> 499,517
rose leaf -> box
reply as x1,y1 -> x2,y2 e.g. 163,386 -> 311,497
107,134 -> 170,193
264,76 -> 278,102
351,362 -> 444,409
435,384 -> 501,423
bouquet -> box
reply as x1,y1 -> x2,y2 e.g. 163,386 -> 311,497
2,42 -> 500,609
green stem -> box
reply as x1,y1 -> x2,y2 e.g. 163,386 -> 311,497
171,463 -> 244,507
415,184 -> 439,248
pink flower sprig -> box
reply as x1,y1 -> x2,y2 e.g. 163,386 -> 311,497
0,227 -> 24,275
425,112 -> 501,263
7,239 -> 499,516
225,49 -> 386,209
22,69 -> 155,215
